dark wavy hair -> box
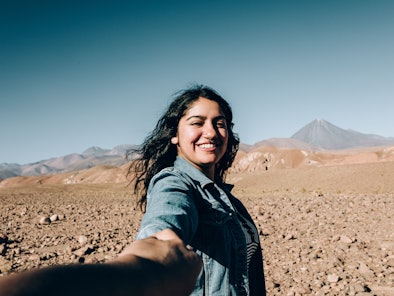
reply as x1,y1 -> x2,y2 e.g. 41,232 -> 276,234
128,85 -> 239,210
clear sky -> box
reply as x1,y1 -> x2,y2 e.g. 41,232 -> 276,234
1,0 -> 393,164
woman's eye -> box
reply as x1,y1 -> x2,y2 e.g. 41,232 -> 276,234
216,121 -> 227,128
191,121 -> 203,126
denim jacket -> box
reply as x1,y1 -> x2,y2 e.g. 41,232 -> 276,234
136,156 -> 266,295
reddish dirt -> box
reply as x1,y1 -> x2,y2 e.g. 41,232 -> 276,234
1,149 -> 393,295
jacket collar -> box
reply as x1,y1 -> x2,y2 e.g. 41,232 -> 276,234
174,156 -> 233,192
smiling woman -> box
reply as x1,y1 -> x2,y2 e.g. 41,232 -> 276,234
128,85 -> 266,295
170,97 -> 229,180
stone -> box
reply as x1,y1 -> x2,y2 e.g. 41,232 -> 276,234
39,217 -> 51,225
358,262 -> 374,276
353,283 -> 366,292
0,257 -> 13,274
50,214 -> 59,222
327,274 -> 340,283
78,235 -> 88,245
29,254 -> 40,261
339,235 -> 353,244
0,244 -> 6,256
73,245 -> 94,257
297,285 -> 312,294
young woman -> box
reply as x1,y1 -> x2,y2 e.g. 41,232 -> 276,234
130,85 -> 266,295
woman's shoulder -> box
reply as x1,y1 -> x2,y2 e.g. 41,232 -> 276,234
149,166 -> 198,189
149,158 -> 216,192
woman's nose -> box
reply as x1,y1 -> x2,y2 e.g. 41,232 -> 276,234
203,122 -> 217,138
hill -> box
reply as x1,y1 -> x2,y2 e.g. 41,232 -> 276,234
1,145 -> 394,188
0,145 -> 135,180
291,119 -> 394,150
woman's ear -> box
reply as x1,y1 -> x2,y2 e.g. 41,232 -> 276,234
171,137 -> 179,145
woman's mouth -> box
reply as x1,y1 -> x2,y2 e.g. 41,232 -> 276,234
198,143 -> 217,149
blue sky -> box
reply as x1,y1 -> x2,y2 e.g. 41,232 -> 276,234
1,0 -> 393,164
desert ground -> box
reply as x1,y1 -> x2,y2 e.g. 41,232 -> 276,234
0,147 -> 393,295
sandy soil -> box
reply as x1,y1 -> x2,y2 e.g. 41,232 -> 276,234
0,161 -> 393,295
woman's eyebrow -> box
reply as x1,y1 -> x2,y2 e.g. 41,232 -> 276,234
186,115 -> 205,121
186,115 -> 226,121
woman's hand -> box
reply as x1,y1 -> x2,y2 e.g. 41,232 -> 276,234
116,229 -> 202,295
0,234 -> 201,296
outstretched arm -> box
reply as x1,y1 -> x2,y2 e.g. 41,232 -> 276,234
0,235 -> 202,296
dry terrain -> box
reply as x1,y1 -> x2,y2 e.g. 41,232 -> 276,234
0,147 -> 393,295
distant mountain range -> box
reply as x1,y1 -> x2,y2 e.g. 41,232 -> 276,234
1,119 -> 394,180
0,145 -> 135,180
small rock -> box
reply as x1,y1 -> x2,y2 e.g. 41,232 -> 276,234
354,283 -> 366,292
39,217 -> 51,225
327,274 -> 339,283
50,214 -> 59,222
29,254 -> 40,261
20,207 -> 28,216
78,235 -> 88,245
285,233 -> 296,240
358,262 -> 374,278
339,235 -> 353,244
265,280 -> 276,290
0,257 -> 13,274
298,285 -> 312,294
73,245 -> 94,257
40,253 -> 57,261
73,248 -> 86,257
0,245 -> 6,256
253,206 -> 262,215
12,248 -> 21,255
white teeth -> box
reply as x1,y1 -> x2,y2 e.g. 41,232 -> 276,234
199,143 -> 216,149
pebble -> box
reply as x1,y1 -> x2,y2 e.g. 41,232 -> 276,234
353,283 -> 366,292
39,217 -> 51,225
358,262 -> 374,277
327,274 -> 340,283
0,257 -> 13,274
297,285 -> 312,294
339,235 -> 353,244
73,245 -> 94,257
29,254 -> 40,261
50,214 -> 59,222
78,235 -> 88,245
0,245 -> 6,256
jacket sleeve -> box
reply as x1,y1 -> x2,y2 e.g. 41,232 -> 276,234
136,170 -> 199,245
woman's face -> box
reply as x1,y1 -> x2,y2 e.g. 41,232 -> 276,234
171,97 -> 229,179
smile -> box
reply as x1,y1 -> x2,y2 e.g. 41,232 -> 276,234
198,143 -> 217,149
